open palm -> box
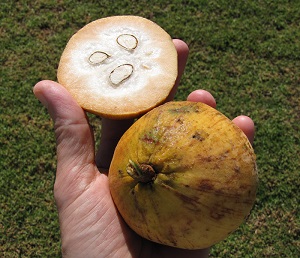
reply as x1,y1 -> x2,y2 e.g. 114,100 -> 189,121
34,40 -> 254,258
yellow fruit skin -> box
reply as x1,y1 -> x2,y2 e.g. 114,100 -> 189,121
108,101 -> 258,249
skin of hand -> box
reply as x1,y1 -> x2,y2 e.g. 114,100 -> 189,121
33,39 -> 255,258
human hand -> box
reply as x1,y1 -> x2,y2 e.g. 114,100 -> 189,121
33,39 -> 254,258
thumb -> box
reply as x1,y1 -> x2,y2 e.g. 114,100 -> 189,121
33,80 -> 96,183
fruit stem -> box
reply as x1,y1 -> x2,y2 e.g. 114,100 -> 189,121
127,160 -> 156,183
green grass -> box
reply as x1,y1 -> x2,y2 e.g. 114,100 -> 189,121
1,0 -> 299,256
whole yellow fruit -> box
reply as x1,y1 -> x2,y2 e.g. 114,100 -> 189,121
109,101 -> 258,249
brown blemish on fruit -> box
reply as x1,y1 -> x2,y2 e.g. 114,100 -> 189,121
160,181 -> 201,211
130,188 -> 135,195
161,178 -> 177,188
198,179 -> 214,192
168,103 -> 200,114
197,155 -> 213,162
192,132 -> 205,141
214,189 -> 226,196
141,127 -> 160,144
176,118 -> 184,124
168,226 -> 178,247
118,169 -> 128,178
211,211 -> 225,220
141,136 -> 157,144
211,206 -> 234,220
130,185 -> 151,229
196,150 -> 230,163
239,184 -> 249,190
213,163 -> 221,169
234,165 -> 241,173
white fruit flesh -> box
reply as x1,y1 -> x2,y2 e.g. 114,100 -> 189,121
57,16 -> 178,119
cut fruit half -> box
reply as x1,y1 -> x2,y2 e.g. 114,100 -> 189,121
57,15 -> 178,119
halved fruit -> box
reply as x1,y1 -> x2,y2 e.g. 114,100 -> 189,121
57,15 -> 178,119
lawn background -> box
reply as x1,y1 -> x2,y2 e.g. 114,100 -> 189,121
1,0 -> 299,257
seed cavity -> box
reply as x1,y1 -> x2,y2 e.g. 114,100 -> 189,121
117,34 -> 138,50
89,51 -> 110,65
110,64 -> 133,85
